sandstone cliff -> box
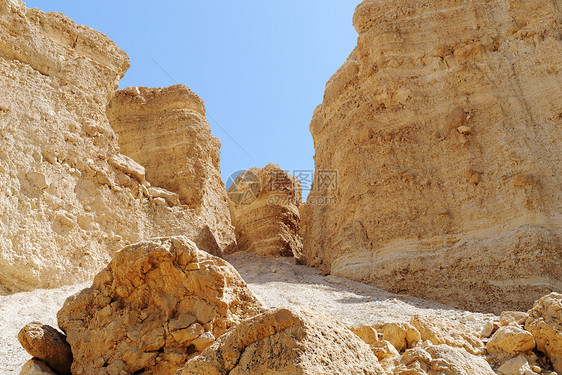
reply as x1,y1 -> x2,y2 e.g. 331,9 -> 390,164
107,85 -> 235,254
303,0 -> 562,312
0,0 -> 233,293
227,164 -> 302,257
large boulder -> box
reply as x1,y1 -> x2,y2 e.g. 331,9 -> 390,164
0,0 -> 234,293
486,326 -> 536,360
57,237 -> 265,375
18,322 -> 72,375
227,164 -> 303,257
301,0 -> 562,312
525,293 -> 562,373
178,307 -> 386,375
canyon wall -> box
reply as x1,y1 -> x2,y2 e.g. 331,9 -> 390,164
107,85 -> 235,254
227,164 -> 302,257
303,0 -> 562,312
0,0 -> 233,293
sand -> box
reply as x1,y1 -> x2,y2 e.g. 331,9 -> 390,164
0,252 -> 496,373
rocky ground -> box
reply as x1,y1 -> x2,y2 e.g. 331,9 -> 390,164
0,252 -> 495,373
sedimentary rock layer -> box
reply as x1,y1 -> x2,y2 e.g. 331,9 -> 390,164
227,164 -> 302,257
303,0 -> 562,313
107,86 -> 235,253
0,0 -> 233,293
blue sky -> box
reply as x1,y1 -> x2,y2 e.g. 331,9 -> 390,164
25,1 -> 361,193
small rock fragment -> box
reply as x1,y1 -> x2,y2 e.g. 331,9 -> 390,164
500,311 -> 530,327
109,153 -> 146,184
370,340 -> 400,361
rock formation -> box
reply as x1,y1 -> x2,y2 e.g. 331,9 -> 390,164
525,292 -> 562,373
57,237 -> 264,375
0,0 -> 234,293
179,307 -> 386,375
18,322 -> 72,375
302,0 -> 562,312
227,164 -> 303,257
382,344 -> 496,375
410,315 -> 485,355
107,85 -> 235,254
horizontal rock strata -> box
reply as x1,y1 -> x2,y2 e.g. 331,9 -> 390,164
303,0 -> 562,313
227,164 -> 302,257
0,0 -> 234,293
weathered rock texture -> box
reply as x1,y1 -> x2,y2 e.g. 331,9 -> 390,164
20,359 -> 57,375
0,0 -> 234,293
525,292 -> 562,373
107,85 -> 235,254
382,344 -> 496,375
179,307 -> 385,375
18,322 -> 72,375
227,164 -> 303,257
487,325 -> 536,360
303,0 -> 562,313
57,237 -> 264,375
410,315 -> 485,355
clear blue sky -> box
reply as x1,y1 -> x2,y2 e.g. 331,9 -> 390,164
25,1 -> 361,192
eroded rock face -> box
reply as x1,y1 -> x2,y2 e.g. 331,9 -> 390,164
57,237 -> 265,375
227,164 -> 303,257
18,322 -> 72,375
525,293 -> 562,373
107,85 -> 235,253
179,307 -> 385,375
303,0 -> 562,312
0,0 -> 233,293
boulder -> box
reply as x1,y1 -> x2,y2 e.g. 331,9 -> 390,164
525,293 -> 562,373
302,0 -> 562,313
18,322 -> 72,375
351,325 -> 379,345
227,164 -> 303,257
178,307 -> 385,375
497,355 -> 536,375
410,315 -> 485,355
57,237 -> 264,375
389,344 -> 496,375
500,311 -> 530,327
382,321 -> 421,351
370,340 -> 400,361
487,326 -> 536,359
20,359 -> 57,375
